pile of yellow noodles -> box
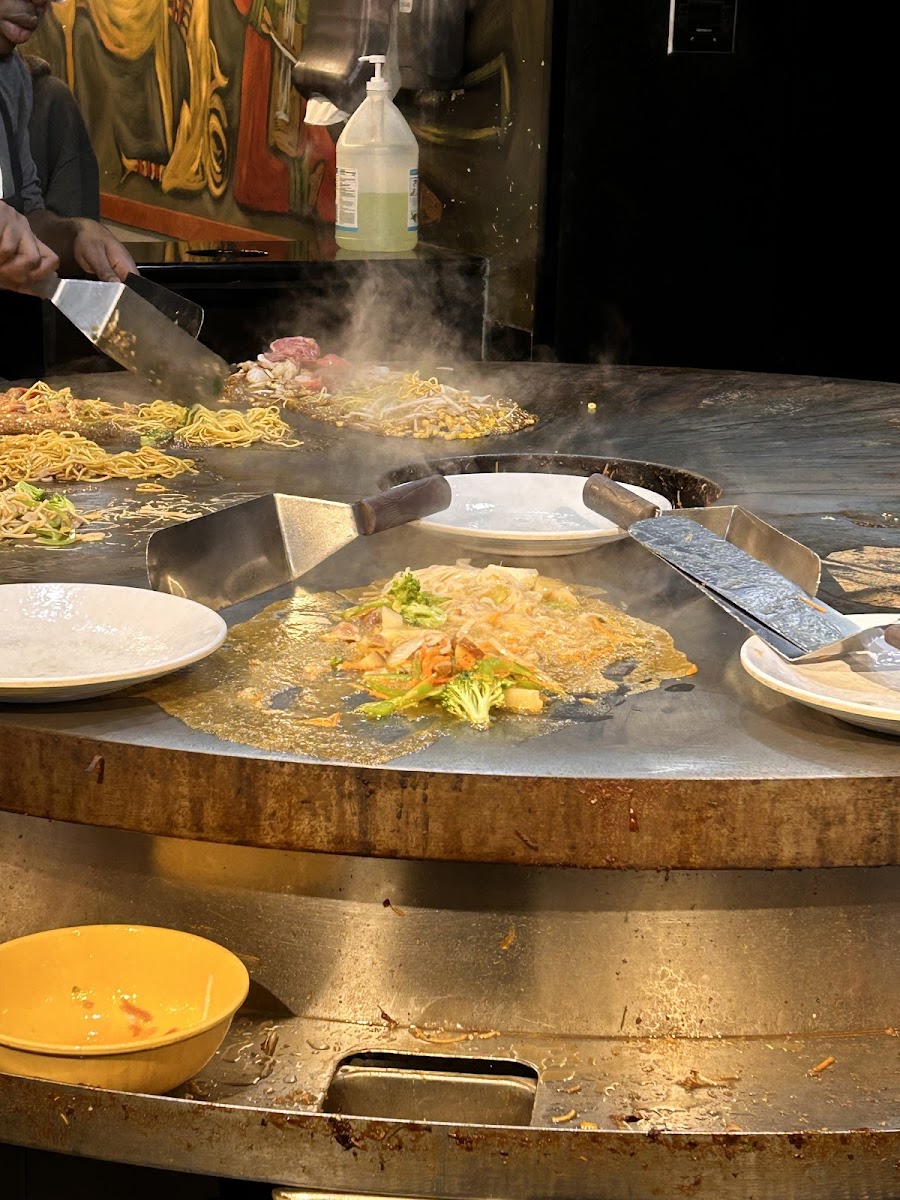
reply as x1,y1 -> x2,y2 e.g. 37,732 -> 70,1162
2,383 -> 299,447
283,372 -> 537,439
0,430 -> 197,488
126,400 -> 300,447
0,483 -> 104,547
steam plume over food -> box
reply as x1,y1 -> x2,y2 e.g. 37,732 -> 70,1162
226,336 -> 537,439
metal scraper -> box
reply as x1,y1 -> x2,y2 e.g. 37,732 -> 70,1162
582,473 -> 900,662
147,475 -> 453,611
123,272 -> 204,338
36,274 -> 231,402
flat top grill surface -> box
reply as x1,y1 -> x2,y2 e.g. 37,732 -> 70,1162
1,363 -> 898,867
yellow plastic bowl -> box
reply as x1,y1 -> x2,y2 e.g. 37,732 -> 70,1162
0,925 -> 250,1094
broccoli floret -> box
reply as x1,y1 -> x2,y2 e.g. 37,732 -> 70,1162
400,599 -> 446,628
388,570 -> 447,627
342,570 -> 447,627
13,482 -> 46,504
388,569 -> 425,607
441,670 -> 506,731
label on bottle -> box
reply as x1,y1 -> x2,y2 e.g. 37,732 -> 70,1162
400,0 -> 413,11
408,168 -> 419,232
335,167 -> 359,232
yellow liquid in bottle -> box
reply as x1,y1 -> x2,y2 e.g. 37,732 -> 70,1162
336,192 -> 417,253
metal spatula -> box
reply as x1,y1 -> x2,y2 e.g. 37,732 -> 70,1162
583,473 -> 900,662
36,274 -> 231,401
123,273 -> 204,338
147,475 -> 453,611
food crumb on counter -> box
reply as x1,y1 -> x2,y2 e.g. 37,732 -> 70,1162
808,1055 -> 836,1077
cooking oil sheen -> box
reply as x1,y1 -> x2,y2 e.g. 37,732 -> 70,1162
138,577 -> 694,766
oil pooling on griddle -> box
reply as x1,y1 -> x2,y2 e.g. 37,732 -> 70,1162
335,55 -> 419,253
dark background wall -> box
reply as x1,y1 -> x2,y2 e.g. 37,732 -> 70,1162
538,0 -> 900,382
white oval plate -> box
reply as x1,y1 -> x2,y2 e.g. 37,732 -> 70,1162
740,613 -> 900,735
0,583 -> 226,703
416,472 -> 672,557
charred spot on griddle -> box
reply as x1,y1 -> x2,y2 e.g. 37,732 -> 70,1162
546,694 -> 613,723
602,659 -> 640,681
664,681 -> 695,692
267,685 -> 305,710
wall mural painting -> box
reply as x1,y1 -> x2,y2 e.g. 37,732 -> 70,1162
229,0 -> 335,223
28,0 -> 551,335
37,0 -> 336,230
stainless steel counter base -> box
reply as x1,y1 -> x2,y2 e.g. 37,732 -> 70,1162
2,811 -> 898,1197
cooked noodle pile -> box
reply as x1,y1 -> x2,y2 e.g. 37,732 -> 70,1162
0,430 -> 196,488
0,482 -> 104,547
227,342 -> 537,439
0,383 -> 299,447
287,373 -> 537,439
174,404 -> 300,447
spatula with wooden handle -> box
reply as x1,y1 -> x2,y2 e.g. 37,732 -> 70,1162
583,473 -> 900,662
147,475 -> 453,611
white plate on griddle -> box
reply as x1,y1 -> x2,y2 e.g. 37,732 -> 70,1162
415,472 -> 672,557
0,583 -> 226,703
740,613 -> 900,735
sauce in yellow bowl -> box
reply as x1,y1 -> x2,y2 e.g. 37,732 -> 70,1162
0,925 -> 249,1094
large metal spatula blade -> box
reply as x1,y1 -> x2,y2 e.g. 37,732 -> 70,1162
38,275 -> 231,401
123,272 -> 204,338
582,473 -> 900,661
147,475 -> 452,610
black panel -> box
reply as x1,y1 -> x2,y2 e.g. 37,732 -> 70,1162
540,0 -> 900,382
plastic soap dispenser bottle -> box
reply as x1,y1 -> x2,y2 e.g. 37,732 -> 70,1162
335,55 -> 419,252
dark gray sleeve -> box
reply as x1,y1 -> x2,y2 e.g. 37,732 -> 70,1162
29,73 -> 100,220
12,56 -> 44,213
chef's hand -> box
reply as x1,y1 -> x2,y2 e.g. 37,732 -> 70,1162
71,219 -> 137,283
0,200 -> 60,292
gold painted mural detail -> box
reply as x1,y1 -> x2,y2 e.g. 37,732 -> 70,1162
53,0 -> 228,196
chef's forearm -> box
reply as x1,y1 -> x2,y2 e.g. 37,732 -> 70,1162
25,213 -> 136,283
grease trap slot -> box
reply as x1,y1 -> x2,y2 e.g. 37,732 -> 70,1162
325,1052 -> 538,1126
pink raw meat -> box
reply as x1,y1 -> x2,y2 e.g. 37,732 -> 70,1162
267,336 -> 321,364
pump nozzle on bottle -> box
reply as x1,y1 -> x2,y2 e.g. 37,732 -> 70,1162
358,54 -> 390,92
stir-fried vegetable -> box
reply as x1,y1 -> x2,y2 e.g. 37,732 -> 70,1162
327,564 -> 573,730
0,482 -> 101,547
226,344 -> 538,440
320,562 -> 696,732
343,569 -> 448,628
355,680 -> 446,720
441,668 -> 506,731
